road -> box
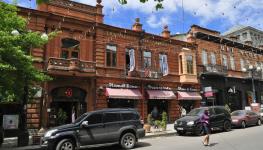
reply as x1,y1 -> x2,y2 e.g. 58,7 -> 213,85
88,125 -> 263,150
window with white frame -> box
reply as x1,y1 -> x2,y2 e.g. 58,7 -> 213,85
159,53 -> 168,75
230,56 -> 235,70
143,51 -> 151,69
210,52 -> 216,65
186,55 -> 194,74
240,59 -> 244,71
202,49 -> 208,65
222,55 -> 228,68
106,44 -> 117,67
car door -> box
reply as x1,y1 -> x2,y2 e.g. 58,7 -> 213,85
248,111 -> 258,125
208,108 -> 217,128
103,112 -> 121,143
78,113 -> 107,146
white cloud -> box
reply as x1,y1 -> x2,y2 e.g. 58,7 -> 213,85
73,0 -> 263,31
147,15 -> 170,28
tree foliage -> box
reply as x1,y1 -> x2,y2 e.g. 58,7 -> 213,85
0,2 -> 55,102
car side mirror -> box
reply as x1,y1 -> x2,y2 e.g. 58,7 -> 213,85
81,121 -> 89,128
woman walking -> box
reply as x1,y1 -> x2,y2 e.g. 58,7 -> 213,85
201,110 -> 210,146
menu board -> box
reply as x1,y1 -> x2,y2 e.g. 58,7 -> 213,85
3,115 -> 19,129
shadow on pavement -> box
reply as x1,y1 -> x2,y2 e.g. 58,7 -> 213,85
87,142 -> 151,150
208,142 -> 218,147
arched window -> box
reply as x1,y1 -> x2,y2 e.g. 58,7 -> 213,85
61,38 -> 80,59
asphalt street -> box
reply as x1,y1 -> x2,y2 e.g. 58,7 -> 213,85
1,125 -> 263,150
88,125 -> 263,150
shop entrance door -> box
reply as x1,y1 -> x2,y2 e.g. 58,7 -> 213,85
148,100 -> 168,120
49,87 -> 86,127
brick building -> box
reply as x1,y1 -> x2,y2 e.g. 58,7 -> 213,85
174,25 -> 263,111
18,0 -> 201,128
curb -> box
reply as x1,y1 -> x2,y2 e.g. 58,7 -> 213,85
144,131 -> 176,139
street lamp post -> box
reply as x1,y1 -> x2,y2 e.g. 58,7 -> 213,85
243,65 -> 262,103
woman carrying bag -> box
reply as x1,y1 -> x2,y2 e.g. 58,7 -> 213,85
201,110 -> 210,146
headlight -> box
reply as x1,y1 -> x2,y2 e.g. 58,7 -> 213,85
232,119 -> 238,122
44,129 -> 58,137
187,121 -> 194,126
174,121 -> 177,125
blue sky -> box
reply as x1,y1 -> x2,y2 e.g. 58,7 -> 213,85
4,0 -> 263,35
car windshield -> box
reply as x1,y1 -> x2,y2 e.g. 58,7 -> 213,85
74,113 -> 88,124
231,110 -> 245,116
187,108 -> 205,116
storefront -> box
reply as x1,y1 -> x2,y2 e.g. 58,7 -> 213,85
105,88 -> 142,108
147,90 -> 176,120
177,91 -> 202,113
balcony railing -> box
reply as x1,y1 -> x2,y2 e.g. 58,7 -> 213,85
198,64 -> 227,76
124,68 -> 163,79
242,71 -> 263,80
47,57 -> 96,73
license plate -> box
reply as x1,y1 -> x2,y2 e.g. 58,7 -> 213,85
177,127 -> 184,130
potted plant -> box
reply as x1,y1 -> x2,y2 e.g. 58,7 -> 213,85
143,114 -> 152,133
161,112 -> 168,131
57,108 -> 67,125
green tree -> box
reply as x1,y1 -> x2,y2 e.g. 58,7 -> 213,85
36,0 -> 164,10
0,2 -> 55,102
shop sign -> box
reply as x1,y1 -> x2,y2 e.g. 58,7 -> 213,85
204,86 -> 213,97
107,83 -> 139,89
176,86 -> 198,92
3,115 -> 19,129
147,85 -> 171,90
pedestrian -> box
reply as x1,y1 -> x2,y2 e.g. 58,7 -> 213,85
180,106 -> 186,117
201,109 -> 210,146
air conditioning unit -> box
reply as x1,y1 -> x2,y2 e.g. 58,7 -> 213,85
151,71 -> 158,79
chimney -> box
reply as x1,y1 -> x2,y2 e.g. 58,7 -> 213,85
132,18 -> 142,32
96,0 -> 104,23
162,25 -> 170,38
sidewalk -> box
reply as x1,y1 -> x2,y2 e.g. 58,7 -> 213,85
0,124 -> 176,150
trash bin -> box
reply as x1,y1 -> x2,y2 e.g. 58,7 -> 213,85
0,127 -> 3,146
17,130 -> 29,147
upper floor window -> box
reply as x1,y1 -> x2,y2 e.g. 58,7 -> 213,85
222,55 -> 228,69
106,44 -> 117,67
210,52 -> 216,65
240,59 -> 244,71
242,32 -> 247,39
186,55 -> 194,74
159,53 -> 169,75
126,48 -> 135,72
61,38 -> 80,59
143,51 -> 151,69
202,49 -> 208,65
230,56 -> 235,70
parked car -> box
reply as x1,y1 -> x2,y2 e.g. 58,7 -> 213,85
260,108 -> 263,120
41,108 -> 145,150
231,110 -> 262,128
174,106 -> 231,136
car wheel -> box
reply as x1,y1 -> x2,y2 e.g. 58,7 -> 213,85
56,139 -> 75,150
194,124 -> 203,136
177,130 -> 186,136
241,121 -> 246,128
223,121 -> 231,132
120,133 -> 136,149
257,119 -> 262,126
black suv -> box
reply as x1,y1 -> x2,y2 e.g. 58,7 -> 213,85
41,108 -> 145,150
174,106 -> 231,136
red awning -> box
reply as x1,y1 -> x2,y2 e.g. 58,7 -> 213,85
147,90 -> 176,100
177,91 -> 202,100
105,88 -> 142,99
